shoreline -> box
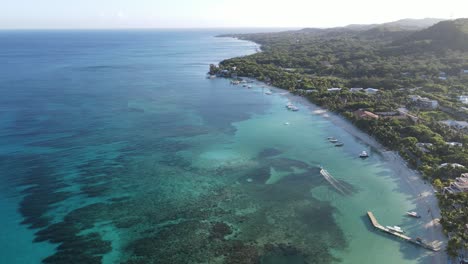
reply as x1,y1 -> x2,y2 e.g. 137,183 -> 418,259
266,81 -> 449,263
286,91 -> 448,261
216,36 -> 448,262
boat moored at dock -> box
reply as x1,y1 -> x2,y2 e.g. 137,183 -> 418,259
386,225 -> 404,233
366,211 -> 440,252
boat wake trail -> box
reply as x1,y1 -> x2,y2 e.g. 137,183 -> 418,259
320,168 -> 352,195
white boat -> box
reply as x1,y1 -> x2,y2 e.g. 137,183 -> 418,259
247,85 -> 252,89
406,211 -> 421,218
386,225 -> 404,233
265,91 -> 272,95
335,142 -> 344,147
329,139 -> 338,143
284,122 -> 290,125
359,151 -> 369,158
286,103 -> 299,111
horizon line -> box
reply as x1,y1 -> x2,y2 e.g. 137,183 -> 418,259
0,26 -> 302,31
1,17 -> 465,31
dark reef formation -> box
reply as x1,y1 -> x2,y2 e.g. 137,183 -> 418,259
4,143 -> 351,264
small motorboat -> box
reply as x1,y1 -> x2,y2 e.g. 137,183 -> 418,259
265,91 -> 272,95
359,151 -> 369,158
406,211 -> 421,218
386,226 -> 404,233
335,142 -> 344,147
286,103 -> 299,111
284,122 -> 290,125
328,137 -> 338,143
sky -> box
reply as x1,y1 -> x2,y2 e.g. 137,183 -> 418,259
1,0 -> 468,29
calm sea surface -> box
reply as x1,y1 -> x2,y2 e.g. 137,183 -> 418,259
0,30 -> 438,263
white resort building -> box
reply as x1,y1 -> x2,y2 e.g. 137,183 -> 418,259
444,173 -> 468,194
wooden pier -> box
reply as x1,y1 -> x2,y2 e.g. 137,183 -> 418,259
366,211 -> 439,251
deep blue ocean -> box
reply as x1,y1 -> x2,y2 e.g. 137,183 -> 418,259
0,30 -> 444,264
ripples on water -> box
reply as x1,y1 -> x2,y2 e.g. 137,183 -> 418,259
0,30 -> 347,264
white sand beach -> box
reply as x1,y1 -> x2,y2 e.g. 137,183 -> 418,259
283,90 -> 448,263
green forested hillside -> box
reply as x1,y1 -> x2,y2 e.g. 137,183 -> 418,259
396,18 -> 468,51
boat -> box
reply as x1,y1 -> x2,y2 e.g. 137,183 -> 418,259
335,142 -> 344,147
207,75 -> 216,79
329,139 -> 338,143
284,122 -> 290,125
406,211 -> 421,218
285,103 -> 299,111
359,151 -> 369,158
386,226 -> 404,233
265,91 -> 272,95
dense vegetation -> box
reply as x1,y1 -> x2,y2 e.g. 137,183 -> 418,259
211,18 -> 468,256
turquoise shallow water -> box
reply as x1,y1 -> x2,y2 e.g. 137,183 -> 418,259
0,30 -> 442,263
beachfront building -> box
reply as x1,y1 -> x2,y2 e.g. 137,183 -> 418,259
365,88 -> 379,94
295,89 -> 317,95
327,88 -> 342,92
443,173 -> 468,194
409,95 -> 439,109
397,107 -> 419,122
350,88 -> 363,93
459,95 -> 468,104
438,72 -> 447,80
460,69 -> 468,78
438,163 -> 466,169
440,120 -> 468,132
354,109 -> 379,120
416,143 -> 433,153
375,111 -> 410,120
446,142 -> 463,148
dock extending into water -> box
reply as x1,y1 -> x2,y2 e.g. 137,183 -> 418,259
366,211 -> 439,251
